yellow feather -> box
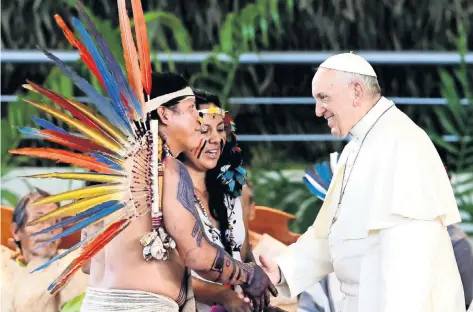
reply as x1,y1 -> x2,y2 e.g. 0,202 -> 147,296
31,183 -> 125,205
27,193 -> 123,226
22,99 -> 124,156
26,172 -> 125,183
66,98 -> 129,146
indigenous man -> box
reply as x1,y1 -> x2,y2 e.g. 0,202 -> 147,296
1,189 -> 88,312
260,53 -> 464,312
80,72 -> 276,312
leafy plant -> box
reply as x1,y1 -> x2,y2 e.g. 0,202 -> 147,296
249,166 -> 321,234
190,0 -> 293,111
1,67 -> 74,206
428,24 -> 473,219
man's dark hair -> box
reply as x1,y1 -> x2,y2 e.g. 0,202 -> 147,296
146,72 -> 192,122
149,72 -> 190,108
12,187 -> 52,250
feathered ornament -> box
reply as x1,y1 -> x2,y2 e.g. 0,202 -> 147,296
303,152 -> 340,200
131,0 -> 152,96
54,14 -> 106,90
117,0 -> 146,107
9,0 -> 176,294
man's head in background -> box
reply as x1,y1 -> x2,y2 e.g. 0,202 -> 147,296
11,188 -> 61,263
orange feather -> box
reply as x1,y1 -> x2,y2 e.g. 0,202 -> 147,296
48,219 -> 130,294
9,148 -> 121,174
131,0 -> 152,96
117,0 -> 145,109
54,15 -> 106,90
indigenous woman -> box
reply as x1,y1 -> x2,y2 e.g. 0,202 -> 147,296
179,90 -> 253,312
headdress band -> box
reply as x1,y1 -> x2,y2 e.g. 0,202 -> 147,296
145,86 -> 194,113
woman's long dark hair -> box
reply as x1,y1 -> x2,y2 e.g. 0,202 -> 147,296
192,90 -> 243,256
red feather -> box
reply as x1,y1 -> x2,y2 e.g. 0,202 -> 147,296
9,148 -> 121,174
131,0 -> 152,96
25,81 -> 103,132
48,219 -> 130,294
40,130 -> 111,154
54,15 -> 106,90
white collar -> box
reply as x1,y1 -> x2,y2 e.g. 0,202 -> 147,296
349,96 -> 394,140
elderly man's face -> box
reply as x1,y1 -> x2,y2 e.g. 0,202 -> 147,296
12,202 -> 61,262
312,68 -> 354,137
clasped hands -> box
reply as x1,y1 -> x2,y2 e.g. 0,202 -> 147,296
238,255 -> 285,312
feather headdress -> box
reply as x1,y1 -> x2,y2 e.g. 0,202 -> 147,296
9,0 -> 179,294
303,152 -> 340,200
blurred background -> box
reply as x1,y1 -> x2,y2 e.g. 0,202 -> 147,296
1,0 -> 472,235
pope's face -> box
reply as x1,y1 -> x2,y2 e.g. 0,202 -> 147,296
312,68 -> 354,138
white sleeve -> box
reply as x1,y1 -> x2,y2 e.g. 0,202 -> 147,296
275,225 -> 333,298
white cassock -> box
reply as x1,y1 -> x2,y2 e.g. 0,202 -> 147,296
276,97 -> 465,312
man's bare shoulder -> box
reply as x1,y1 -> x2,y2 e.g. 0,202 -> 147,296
164,158 -> 192,182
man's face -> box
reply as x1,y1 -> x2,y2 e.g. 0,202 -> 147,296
312,68 -> 354,137
168,96 -> 202,152
12,202 -> 61,261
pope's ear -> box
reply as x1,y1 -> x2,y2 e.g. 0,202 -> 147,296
353,83 -> 364,106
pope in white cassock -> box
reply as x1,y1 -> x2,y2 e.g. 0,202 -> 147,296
259,52 -> 466,312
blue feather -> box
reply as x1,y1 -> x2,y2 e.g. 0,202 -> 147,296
229,180 -> 236,192
235,173 -> 246,186
30,241 -> 82,273
31,116 -> 68,134
76,1 -> 143,118
316,162 -> 332,187
18,127 -> 43,137
72,18 -> 133,135
305,167 -> 328,190
30,200 -> 118,238
235,166 -> 247,176
39,46 -> 131,136
303,177 -> 326,200
90,153 -> 122,170
33,202 -> 125,251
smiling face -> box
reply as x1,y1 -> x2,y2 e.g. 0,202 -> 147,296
182,103 -> 226,171
12,197 -> 61,263
312,68 -> 357,138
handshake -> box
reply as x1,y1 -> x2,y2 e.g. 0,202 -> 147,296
230,255 -> 285,312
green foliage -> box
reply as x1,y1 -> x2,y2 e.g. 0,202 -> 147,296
249,167 -> 321,234
60,292 -> 85,312
190,0 -> 289,110
429,24 -> 473,218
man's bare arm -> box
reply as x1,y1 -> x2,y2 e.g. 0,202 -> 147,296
163,159 -> 277,310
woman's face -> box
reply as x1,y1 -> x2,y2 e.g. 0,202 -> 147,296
183,103 -> 226,171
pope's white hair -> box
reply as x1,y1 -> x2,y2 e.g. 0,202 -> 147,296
336,71 -> 381,96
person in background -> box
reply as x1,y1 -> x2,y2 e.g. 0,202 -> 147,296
1,188 -> 88,312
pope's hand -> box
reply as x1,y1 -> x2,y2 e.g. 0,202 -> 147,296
259,255 -> 281,285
